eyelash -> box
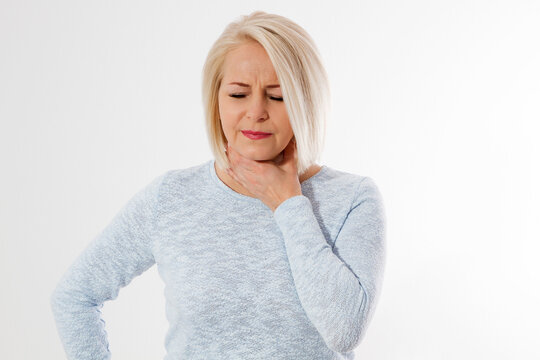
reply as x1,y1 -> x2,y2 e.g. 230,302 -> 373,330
229,94 -> 283,102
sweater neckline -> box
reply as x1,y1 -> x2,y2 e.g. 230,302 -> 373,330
207,159 -> 327,204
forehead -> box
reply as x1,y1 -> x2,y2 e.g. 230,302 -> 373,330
222,42 -> 279,82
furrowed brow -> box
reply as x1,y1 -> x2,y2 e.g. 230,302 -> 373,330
228,82 -> 280,88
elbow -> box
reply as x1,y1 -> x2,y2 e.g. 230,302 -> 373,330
326,289 -> 371,354
50,282 -> 66,316
49,279 -> 78,315
325,319 -> 369,354
49,279 -> 105,316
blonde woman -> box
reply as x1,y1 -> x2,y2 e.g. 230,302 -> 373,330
51,11 -> 386,360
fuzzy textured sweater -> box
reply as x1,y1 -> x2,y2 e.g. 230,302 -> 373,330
50,159 -> 386,360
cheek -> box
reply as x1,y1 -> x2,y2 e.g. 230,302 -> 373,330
219,116 -> 238,140
277,110 -> 292,133
218,99 -> 239,121
218,98 -> 232,129
217,93 -> 226,115
220,119 -> 234,136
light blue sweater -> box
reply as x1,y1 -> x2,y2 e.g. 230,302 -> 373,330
50,159 -> 386,360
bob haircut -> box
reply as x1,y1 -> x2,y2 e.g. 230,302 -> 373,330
201,10 -> 330,176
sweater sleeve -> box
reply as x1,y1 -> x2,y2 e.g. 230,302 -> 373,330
49,171 -> 168,360
273,176 -> 386,354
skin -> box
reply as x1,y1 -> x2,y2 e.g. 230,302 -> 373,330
215,40 -> 322,212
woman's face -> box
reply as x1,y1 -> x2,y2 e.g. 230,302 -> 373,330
218,40 -> 293,162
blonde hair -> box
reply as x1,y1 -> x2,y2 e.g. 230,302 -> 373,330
201,11 -> 330,176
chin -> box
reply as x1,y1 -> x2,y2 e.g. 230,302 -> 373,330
241,148 -> 282,162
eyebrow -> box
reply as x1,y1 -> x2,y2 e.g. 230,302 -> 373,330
227,82 -> 280,89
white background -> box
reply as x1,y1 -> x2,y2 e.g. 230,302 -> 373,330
1,1 -> 538,359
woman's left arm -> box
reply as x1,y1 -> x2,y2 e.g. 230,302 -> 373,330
273,176 -> 387,354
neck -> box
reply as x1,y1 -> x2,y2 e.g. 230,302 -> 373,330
214,162 -> 322,198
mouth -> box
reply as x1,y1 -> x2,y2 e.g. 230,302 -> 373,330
241,130 -> 272,140
241,130 -> 272,135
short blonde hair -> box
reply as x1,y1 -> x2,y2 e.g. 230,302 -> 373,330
201,10 -> 330,176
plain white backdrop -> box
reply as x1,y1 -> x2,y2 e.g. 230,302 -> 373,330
1,0 -> 538,359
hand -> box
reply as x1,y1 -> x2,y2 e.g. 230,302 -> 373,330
225,138 -> 302,212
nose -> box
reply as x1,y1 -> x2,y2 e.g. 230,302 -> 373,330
246,92 -> 269,121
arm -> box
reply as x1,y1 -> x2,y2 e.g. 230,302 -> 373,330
49,171 -> 169,360
273,176 -> 386,354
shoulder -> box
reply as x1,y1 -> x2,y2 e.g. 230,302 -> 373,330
354,176 -> 383,202
316,166 -> 384,211
316,165 -> 378,193
142,161 -> 214,208
156,160 -> 210,190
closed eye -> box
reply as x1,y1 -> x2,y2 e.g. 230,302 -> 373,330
229,94 -> 283,102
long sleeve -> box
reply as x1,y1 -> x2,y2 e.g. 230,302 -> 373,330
50,171 -> 168,360
273,176 -> 386,354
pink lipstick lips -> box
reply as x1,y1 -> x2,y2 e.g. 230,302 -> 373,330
241,130 -> 272,140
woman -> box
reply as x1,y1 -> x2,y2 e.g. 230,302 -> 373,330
50,11 -> 386,360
